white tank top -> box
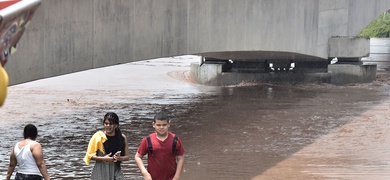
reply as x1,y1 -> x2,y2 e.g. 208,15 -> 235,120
14,141 -> 42,175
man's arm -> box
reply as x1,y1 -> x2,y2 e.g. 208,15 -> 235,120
6,147 -> 16,180
31,142 -> 50,180
173,155 -> 184,180
135,152 -> 152,180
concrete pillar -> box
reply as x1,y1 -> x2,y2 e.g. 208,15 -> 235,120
190,62 -> 222,85
328,36 -> 370,63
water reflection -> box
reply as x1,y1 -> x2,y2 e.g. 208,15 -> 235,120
266,87 -> 273,100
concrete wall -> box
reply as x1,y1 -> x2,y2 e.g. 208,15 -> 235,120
362,38 -> 390,70
5,0 -> 390,85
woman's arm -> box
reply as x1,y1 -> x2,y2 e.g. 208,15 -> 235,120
90,153 -> 116,162
114,134 -> 130,162
6,146 -> 16,180
31,142 -> 50,180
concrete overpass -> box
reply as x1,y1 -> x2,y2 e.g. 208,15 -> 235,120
5,0 -> 390,85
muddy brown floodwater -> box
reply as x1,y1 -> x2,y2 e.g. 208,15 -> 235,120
1,56 -> 390,180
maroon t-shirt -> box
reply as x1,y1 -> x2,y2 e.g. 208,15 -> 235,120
137,132 -> 185,180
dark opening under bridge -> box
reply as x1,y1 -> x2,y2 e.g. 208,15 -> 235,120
5,0 -> 390,85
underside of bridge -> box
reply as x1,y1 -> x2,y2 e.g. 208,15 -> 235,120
190,55 -> 376,86
191,51 -> 332,86
190,37 -> 377,86
199,50 -> 328,73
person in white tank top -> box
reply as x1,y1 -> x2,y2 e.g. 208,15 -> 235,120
6,124 -> 50,180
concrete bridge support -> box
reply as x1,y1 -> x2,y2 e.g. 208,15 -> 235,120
327,36 -> 377,85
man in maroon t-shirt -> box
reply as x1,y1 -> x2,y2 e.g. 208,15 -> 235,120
135,111 -> 185,180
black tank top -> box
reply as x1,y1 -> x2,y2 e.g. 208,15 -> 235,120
103,133 -> 124,156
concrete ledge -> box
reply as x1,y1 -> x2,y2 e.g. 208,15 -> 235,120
328,64 -> 377,85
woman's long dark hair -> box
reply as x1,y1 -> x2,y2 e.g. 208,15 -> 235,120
103,112 -> 125,155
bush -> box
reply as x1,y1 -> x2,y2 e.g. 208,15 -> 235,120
358,12 -> 390,38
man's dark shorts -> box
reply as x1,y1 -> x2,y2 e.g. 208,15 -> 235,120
15,173 -> 43,180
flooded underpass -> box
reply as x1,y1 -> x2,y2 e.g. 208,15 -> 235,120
1,56 -> 390,179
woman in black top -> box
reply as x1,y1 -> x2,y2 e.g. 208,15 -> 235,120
84,112 -> 130,180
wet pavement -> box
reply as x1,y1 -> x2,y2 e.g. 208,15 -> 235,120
1,56 -> 390,179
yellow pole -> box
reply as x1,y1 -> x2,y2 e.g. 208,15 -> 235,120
0,65 -> 8,106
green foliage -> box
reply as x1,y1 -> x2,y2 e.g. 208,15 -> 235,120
358,12 -> 390,38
